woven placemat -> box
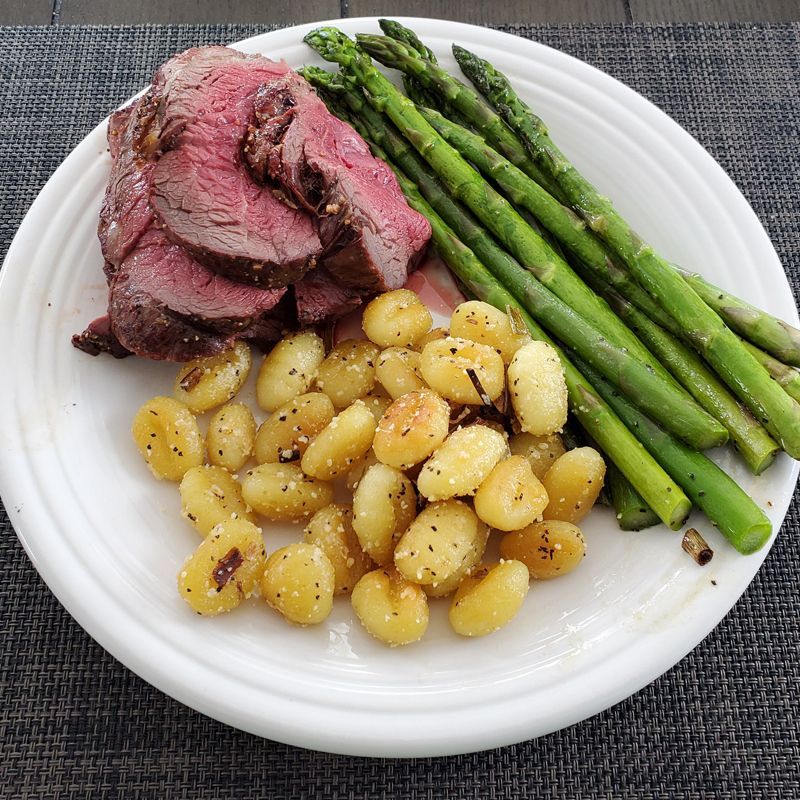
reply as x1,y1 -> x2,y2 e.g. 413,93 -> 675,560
1,22 -> 799,800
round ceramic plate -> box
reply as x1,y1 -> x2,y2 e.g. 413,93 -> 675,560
0,18 -> 796,758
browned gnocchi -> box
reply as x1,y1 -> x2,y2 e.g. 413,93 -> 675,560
242,462 -> 333,521
473,455 -> 548,531
132,396 -> 204,481
352,463 -> 417,565
315,339 -> 380,409
541,447 -> 606,523
448,560 -> 530,637
419,337 -> 505,405
303,504 -> 374,595
178,518 -> 266,616
139,288 -> 611,647
509,432 -> 567,479
416,424 -> 508,501
500,520 -> 586,579
261,543 -> 335,625
253,392 -> 334,465
362,288 -> 433,348
180,465 -> 254,536
173,341 -> 252,413
375,346 -> 427,400
373,389 -> 450,469
351,566 -> 429,646
207,402 -> 255,472
256,331 -> 324,412
394,499 -> 487,586
300,400 -> 376,480
508,341 -> 568,435
450,301 -> 529,364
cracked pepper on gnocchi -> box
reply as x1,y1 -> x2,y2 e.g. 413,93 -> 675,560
132,291 -> 604,644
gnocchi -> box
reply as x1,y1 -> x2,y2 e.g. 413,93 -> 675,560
375,346 -> 427,400
415,327 -> 449,350
177,518 -> 266,616
132,396 -> 204,481
303,504 -> 373,594
180,465 -> 254,536
173,341 -> 252,413
351,567 -> 429,646
372,389 -> 450,469
419,337 -> 505,405
207,402 -> 256,472
261,543 -> 335,625
449,561 -> 530,637
242,462 -> 333,521
417,424 -> 508,501
253,392 -> 334,465
315,339 -> 380,409
450,301 -> 529,364
509,432 -> 567,479
542,447 -> 606,523
360,386 -> 393,424
507,341 -> 568,435
423,521 -> 489,598
136,286 -> 609,647
500,520 -> 586,579
301,400 -> 376,480
394,499 -> 487,586
473,455 -> 548,531
362,288 -> 433,348
256,331 -> 325,412
352,463 -> 417,565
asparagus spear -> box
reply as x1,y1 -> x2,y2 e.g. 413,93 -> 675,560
569,246 -> 800,404
573,358 -> 772,554
607,463 -> 661,531
414,102 -> 777,430
386,166 -> 692,530
603,289 -> 778,474
378,18 -> 438,63
300,56 -> 726,449
312,76 -> 691,532
680,270 -> 800,366
354,32 -> 566,202
747,345 -> 800,403
303,32 -> 727,443
453,44 -> 800,458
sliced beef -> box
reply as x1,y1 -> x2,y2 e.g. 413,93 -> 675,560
294,268 -> 363,326
71,315 -> 131,358
90,228 -> 287,361
150,49 -> 322,286
246,73 -> 431,292
97,98 -> 157,273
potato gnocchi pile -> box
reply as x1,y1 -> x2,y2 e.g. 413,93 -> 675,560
131,290 -> 607,645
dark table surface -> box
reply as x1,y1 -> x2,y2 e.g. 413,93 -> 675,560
1,15 -> 799,800
1,0 -> 800,25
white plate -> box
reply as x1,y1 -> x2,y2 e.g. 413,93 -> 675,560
0,18 -> 797,758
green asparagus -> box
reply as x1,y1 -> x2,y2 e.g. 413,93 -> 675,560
676,268 -> 800,366
607,463 -> 661,531
570,247 -> 800,405
378,18 -> 438,63
453,44 -> 800,458
388,165 -> 692,530
300,54 -> 726,448
603,289 -> 778,474
574,358 -> 772,554
303,31 -> 727,447
354,31 -> 566,201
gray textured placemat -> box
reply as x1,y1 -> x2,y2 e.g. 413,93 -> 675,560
1,22 -> 798,800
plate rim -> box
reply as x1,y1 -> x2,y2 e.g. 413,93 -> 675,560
0,16 -> 797,757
